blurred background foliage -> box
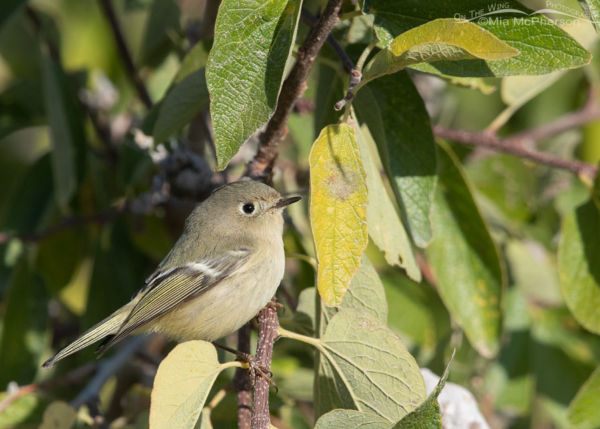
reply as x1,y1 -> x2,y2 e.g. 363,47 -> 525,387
0,0 -> 600,428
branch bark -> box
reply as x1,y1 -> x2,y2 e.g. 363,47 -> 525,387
250,303 -> 278,429
234,324 -> 252,429
98,0 -> 153,109
242,1 -> 344,427
433,126 -> 598,179
245,0 -> 345,180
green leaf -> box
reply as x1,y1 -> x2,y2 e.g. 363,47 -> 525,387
579,0 -> 600,32
175,41 -> 210,83
0,0 -> 27,29
1,154 -> 54,234
568,367 -> 600,428
150,341 -> 228,429
426,145 -> 503,358
310,124 -> 368,306
206,0 -> 301,169
0,392 -> 42,428
362,18 -> 518,85
35,227 -> 88,295
0,257 -> 48,386
139,0 -> 180,67
315,410 -> 391,429
39,401 -> 77,429
153,69 -> 209,142
354,71 -> 436,248
393,354 -> 453,429
369,0 -> 591,77
320,254 -> 388,335
490,19 -> 598,129
558,198 -> 600,334
355,121 -> 420,280
41,53 -> 86,210
316,310 -> 426,421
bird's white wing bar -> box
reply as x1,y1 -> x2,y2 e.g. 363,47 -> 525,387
97,248 -> 251,354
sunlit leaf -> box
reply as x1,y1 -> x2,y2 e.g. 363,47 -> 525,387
426,145 -> 503,357
316,310 -> 426,421
362,18 -> 518,85
491,19 -> 598,129
315,410 -> 391,429
368,0 -> 591,77
150,341 -> 226,429
309,124 -> 368,306
393,354 -> 453,429
206,0 -> 301,169
579,0 -> 600,32
0,392 -> 41,427
354,71 -> 436,248
354,122 -> 420,280
320,254 -> 388,335
568,366 -> 600,428
558,198 -> 600,334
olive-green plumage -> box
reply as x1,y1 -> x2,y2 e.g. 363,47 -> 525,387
43,180 -> 300,368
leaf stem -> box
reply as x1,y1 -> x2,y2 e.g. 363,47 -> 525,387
278,327 -> 322,349
339,10 -> 363,21
356,39 -> 377,73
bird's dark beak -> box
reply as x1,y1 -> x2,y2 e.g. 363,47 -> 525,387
272,196 -> 301,209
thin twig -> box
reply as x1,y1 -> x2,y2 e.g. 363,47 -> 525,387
245,0 -> 345,180
250,301 -> 279,429
234,324 -> 252,429
98,0 -> 153,109
0,363 -> 97,414
505,89 -> 600,145
0,204 -> 126,245
300,9 -> 354,73
433,126 -> 598,179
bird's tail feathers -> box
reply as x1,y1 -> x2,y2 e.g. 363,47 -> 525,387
42,309 -> 128,368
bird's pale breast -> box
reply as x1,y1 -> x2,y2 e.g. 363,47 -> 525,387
151,242 -> 284,341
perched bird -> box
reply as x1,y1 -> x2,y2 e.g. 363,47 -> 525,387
43,180 -> 300,368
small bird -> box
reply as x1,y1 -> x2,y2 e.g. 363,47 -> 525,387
43,180 -> 300,368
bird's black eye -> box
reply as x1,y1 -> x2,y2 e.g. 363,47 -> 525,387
242,203 -> 255,215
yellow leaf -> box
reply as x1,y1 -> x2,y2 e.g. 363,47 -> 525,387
309,124 -> 368,306
362,18 -> 519,85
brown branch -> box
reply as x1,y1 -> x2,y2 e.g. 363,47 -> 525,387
250,300 -> 279,429
0,363 -> 97,414
433,126 -> 598,179
0,204 -> 126,245
506,89 -> 600,145
98,0 -> 153,109
234,324 -> 252,429
300,9 -> 354,73
245,0 -> 345,180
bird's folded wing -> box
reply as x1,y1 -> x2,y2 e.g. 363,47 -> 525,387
98,248 -> 251,353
